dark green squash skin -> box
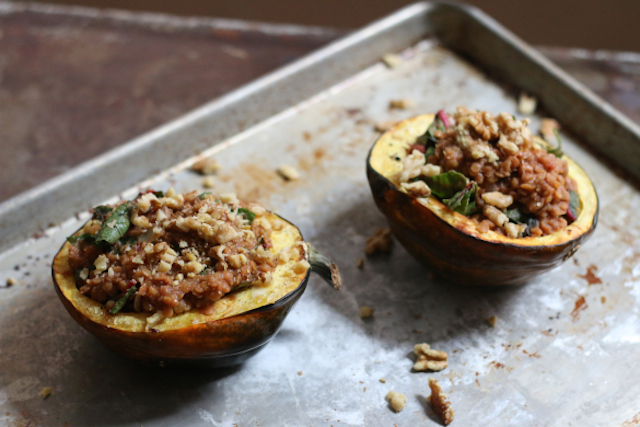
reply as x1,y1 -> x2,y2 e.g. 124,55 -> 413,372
52,221 -> 311,368
366,147 -> 599,286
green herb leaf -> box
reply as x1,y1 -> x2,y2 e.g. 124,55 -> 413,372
109,284 -> 137,315
236,207 -> 256,223
567,189 -> 580,221
444,182 -> 478,216
198,192 -> 212,200
546,129 -> 564,158
423,171 -> 469,199
95,203 -> 133,245
67,233 -> 96,244
154,191 -> 164,198
200,268 -> 209,276
92,206 -> 113,221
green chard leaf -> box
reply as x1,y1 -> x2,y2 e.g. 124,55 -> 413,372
109,284 -> 138,315
424,146 -> 436,159
95,202 -> 134,245
444,182 -> 478,216
567,189 -> 580,221
504,208 -> 527,224
236,207 -> 256,223
198,192 -> 212,200
416,116 -> 446,147
92,206 -> 113,221
66,233 -> 96,244
423,171 -> 469,199
546,128 -> 564,158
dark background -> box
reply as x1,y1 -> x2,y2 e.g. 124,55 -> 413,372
18,0 -> 640,52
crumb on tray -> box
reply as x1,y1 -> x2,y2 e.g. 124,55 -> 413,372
6,277 -> 17,287
359,306 -> 374,318
428,378 -> 455,425
202,177 -> 215,188
40,387 -> 53,399
385,390 -> 407,413
485,315 -> 498,327
356,257 -> 364,269
389,98 -> 415,110
192,157 -> 220,175
379,378 -> 386,383
277,165 -> 300,181
365,228 -> 393,255
517,93 -> 537,115
413,343 -> 448,372
382,53 -> 402,68
374,120 -> 398,133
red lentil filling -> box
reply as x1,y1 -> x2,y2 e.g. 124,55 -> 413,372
67,190 -> 280,318
397,107 -> 578,238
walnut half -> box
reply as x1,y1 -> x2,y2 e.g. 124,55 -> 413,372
413,343 -> 448,372
428,378 -> 455,425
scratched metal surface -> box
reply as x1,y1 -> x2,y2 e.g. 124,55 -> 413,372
1,5 -> 640,427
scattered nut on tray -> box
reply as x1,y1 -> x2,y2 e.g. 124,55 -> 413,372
413,343 -> 449,372
359,306 -> 374,318
277,165 -> 300,181
191,157 -> 220,175
385,390 -> 407,413
365,228 -> 393,255
429,378 -> 455,425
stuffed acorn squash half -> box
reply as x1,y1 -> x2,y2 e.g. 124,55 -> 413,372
367,109 -> 598,286
52,189 -> 340,367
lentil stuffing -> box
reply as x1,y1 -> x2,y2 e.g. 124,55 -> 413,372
395,107 -> 578,238
67,189 -> 287,318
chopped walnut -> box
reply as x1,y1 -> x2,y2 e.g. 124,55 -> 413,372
365,228 -> 393,255
6,277 -> 17,287
382,53 -> 402,68
540,118 -> 560,142
413,343 -> 448,372
385,390 -> 407,413
40,387 -> 53,399
428,378 -> 455,425
389,98 -> 415,110
481,192 -> 513,210
359,306 -> 374,318
400,180 -> 431,198
517,93 -> 537,115
277,165 -> 300,181
192,157 -> 220,175
483,205 -> 509,228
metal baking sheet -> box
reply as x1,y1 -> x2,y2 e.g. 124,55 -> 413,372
1,2 -> 640,426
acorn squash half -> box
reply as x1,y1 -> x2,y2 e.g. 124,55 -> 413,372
366,114 -> 598,286
52,212 -> 340,367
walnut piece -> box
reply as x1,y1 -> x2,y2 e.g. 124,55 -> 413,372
192,157 -> 221,175
428,378 -> 455,425
382,53 -> 402,68
364,228 -> 393,255
277,165 -> 300,181
40,387 -> 53,399
385,390 -> 407,413
413,343 -> 448,372
359,306 -> 374,318
486,315 -> 498,327
517,93 -> 537,115
388,98 -> 414,110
